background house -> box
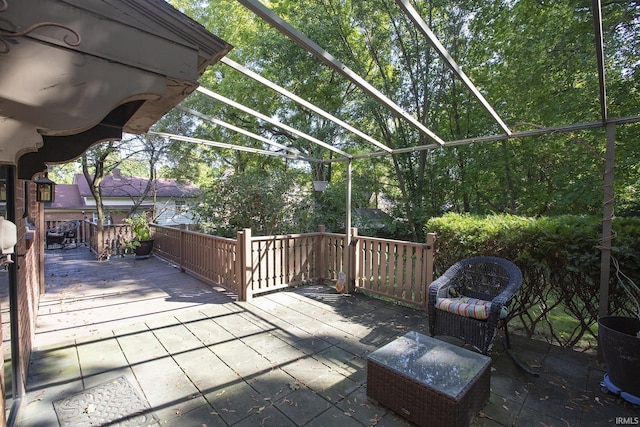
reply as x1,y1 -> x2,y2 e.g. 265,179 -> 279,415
45,169 -> 202,226
354,208 -> 393,231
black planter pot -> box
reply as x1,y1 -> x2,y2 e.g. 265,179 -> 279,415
134,239 -> 154,258
598,315 -> 640,398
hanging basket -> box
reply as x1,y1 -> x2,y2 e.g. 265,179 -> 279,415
313,180 -> 328,192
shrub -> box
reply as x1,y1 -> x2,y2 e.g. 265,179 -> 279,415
426,213 -> 640,349
124,214 -> 151,241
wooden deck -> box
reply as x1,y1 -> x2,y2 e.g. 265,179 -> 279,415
13,247 -> 639,426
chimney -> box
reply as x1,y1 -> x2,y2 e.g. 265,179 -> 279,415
112,168 -> 122,180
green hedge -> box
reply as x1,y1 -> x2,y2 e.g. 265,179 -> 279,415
426,213 -> 640,349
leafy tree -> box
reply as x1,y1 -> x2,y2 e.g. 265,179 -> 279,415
118,134 -> 176,218
73,132 -> 180,226
81,141 -> 121,227
48,161 -> 82,185
193,168 -> 307,237
169,0 -> 639,239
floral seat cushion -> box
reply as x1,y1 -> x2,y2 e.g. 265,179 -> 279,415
435,296 -> 508,320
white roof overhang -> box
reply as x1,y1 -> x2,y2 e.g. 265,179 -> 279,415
0,0 -> 231,178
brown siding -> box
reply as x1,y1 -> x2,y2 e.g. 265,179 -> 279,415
45,211 -> 88,223
0,180 -> 44,427
17,181 -> 43,396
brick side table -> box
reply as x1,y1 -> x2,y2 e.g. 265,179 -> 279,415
367,331 -> 491,427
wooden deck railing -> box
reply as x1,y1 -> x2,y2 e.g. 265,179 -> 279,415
86,221 -> 135,259
83,221 -> 435,308
353,233 -> 436,307
45,220 -> 87,247
153,225 -> 238,293
152,224 -> 435,308
244,230 -> 322,297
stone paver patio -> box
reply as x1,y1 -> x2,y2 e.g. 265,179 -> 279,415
14,248 -> 639,426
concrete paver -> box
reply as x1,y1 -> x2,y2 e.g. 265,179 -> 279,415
14,248 -> 640,426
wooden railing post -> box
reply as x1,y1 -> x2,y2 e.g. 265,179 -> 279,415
179,224 -> 186,272
236,230 -> 244,300
426,232 -> 436,286
348,227 -> 358,293
316,225 -> 326,284
96,224 -> 103,258
424,232 -> 436,308
237,228 -> 252,301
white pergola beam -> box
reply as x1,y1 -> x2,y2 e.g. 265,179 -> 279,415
176,104 -> 310,159
396,0 -> 512,136
236,0 -> 446,146
195,86 -> 352,158
220,57 -> 392,153
149,131 -> 304,160
338,115 -> 640,162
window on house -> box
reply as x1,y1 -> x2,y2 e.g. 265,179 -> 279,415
175,200 -> 186,213
92,213 -> 112,224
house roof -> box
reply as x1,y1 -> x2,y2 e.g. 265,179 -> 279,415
355,208 -> 391,221
47,173 -> 201,211
49,184 -> 85,210
354,208 -> 393,224
74,173 -> 202,199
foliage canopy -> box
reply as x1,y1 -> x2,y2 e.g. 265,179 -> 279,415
53,1 -> 639,241
166,0 -> 639,240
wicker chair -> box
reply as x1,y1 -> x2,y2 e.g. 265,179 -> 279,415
428,256 -> 522,355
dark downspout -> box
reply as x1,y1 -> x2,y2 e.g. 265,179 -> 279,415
6,165 -> 24,426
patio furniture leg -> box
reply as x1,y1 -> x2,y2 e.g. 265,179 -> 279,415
502,319 -> 539,377
503,318 -> 511,349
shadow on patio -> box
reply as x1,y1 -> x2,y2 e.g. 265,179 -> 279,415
16,247 -> 639,426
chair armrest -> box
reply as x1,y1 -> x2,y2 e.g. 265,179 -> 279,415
428,262 -> 465,297
491,261 -> 523,308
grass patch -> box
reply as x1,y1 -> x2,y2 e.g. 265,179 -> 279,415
510,305 -> 598,352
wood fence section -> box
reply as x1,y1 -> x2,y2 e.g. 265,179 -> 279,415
153,224 -> 239,294
151,223 -> 181,264
353,233 -> 435,308
86,221 -> 134,257
323,232 -> 348,280
85,222 -> 434,307
249,232 -> 320,296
